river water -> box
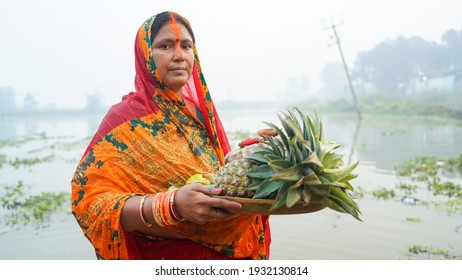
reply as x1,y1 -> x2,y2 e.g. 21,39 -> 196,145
1,107 -> 461,260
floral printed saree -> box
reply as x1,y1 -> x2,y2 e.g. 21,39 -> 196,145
71,12 -> 270,260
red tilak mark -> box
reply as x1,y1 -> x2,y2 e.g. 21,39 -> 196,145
169,15 -> 184,59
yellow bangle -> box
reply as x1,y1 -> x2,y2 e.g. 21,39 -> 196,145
139,195 -> 152,227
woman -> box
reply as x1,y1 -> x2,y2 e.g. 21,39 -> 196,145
71,11 -> 270,260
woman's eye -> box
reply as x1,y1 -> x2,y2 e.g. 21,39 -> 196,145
182,44 -> 192,50
160,44 -> 171,49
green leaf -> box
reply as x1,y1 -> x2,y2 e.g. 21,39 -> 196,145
247,178 -> 264,191
338,173 -> 358,183
286,187 -> 302,208
253,179 -> 286,199
294,107 -> 310,141
251,146 -> 274,154
301,187 -> 312,204
330,195 -> 362,221
263,121 -> 291,158
317,141 -> 340,163
246,151 -> 270,164
265,136 -> 283,158
320,151 -> 344,169
302,152 -> 324,169
274,137 -> 287,158
310,193 -> 324,203
299,142 -> 311,159
265,154 -> 281,161
309,185 -> 330,197
270,164 -> 303,182
292,140 -> 304,164
268,159 -> 293,171
289,177 -> 304,190
329,186 -> 361,213
324,161 -> 359,182
246,164 -> 275,179
278,113 -> 296,139
269,183 -> 291,211
302,171 -> 322,186
318,175 -> 331,184
321,197 -> 347,213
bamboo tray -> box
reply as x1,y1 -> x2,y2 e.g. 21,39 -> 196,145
216,196 -> 326,215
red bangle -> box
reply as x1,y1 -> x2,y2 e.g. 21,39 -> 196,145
169,189 -> 184,222
151,191 -> 182,227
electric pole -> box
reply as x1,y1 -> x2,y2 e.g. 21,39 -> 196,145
326,22 -> 362,121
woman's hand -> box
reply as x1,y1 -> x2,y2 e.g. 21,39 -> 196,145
174,184 -> 242,224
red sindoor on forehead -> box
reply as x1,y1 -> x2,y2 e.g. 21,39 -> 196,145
169,15 -> 183,41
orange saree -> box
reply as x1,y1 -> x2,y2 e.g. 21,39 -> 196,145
71,12 -> 270,260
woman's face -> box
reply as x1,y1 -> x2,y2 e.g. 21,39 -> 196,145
151,21 -> 195,95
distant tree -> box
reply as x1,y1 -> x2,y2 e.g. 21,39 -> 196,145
352,36 -> 431,93
0,86 -> 16,114
352,29 -> 462,93
441,29 -> 462,70
23,93 -> 39,110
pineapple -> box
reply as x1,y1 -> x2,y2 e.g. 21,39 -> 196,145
215,107 -> 362,221
214,143 -> 262,197
215,158 -> 254,198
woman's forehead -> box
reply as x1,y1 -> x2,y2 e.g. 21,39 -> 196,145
154,22 -> 193,42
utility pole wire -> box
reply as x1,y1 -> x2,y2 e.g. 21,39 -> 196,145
325,21 -> 362,121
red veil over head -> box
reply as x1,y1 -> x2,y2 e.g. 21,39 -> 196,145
84,12 -> 230,159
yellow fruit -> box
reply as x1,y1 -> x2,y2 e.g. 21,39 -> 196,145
186,174 -> 210,185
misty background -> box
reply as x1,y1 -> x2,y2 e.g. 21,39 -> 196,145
1,0 -> 462,262
1,0 -> 462,115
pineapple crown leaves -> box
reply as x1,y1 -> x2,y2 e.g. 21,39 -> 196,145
242,106 -> 361,221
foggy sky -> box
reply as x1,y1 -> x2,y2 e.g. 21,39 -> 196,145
1,0 -> 462,108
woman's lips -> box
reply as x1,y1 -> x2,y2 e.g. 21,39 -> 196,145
169,68 -> 187,74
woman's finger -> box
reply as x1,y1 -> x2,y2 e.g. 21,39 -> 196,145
189,183 -> 221,195
208,196 -> 242,212
211,208 -> 238,221
174,184 -> 241,224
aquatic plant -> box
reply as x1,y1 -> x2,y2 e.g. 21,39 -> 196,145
429,177 -> 462,198
405,217 -> 423,222
372,187 -> 395,200
0,181 -> 71,230
395,156 -> 442,178
0,153 -> 6,168
408,244 -> 462,260
396,182 -> 419,195
381,129 -> 407,136
8,154 -> 57,169
396,154 -> 462,179
393,154 -> 462,215
0,132 -> 54,149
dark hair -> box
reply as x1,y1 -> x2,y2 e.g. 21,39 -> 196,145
151,11 -> 196,43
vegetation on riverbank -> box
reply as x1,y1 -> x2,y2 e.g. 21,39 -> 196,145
316,92 -> 462,120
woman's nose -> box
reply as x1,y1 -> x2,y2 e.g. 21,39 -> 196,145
173,43 -> 184,61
